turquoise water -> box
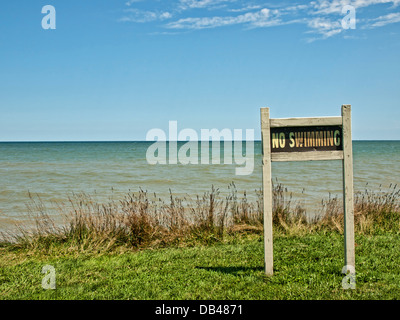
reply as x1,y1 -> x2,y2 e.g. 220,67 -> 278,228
0,141 -> 399,231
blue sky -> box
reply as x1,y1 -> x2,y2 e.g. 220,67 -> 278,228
0,0 -> 399,141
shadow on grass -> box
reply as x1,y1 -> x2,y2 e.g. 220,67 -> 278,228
195,266 -> 264,275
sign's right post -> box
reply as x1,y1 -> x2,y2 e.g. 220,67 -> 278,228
342,105 -> 355,270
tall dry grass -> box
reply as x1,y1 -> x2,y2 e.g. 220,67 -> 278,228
1,182 -> 399,252
317,183 -> 400,234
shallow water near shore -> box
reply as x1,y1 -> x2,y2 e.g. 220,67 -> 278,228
0,140 -> 399,231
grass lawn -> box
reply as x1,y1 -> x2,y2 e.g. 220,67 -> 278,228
1,231 -> 400,300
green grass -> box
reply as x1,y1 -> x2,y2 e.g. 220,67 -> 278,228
1,183 -> 399,299
2,231 -> 400,300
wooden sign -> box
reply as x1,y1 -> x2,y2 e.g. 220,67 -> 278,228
260,105 -> 355,276
270,126 -> 343,152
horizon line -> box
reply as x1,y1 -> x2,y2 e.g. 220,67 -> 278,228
0,139 -> 399,143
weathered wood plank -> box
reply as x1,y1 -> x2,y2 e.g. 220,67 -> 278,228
270,116 -> 342,128
270,150 -> 344,162
342,105 -> 355,271
260,107 -> 274,276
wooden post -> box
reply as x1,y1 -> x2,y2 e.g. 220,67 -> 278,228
342,105 -> 355,271
260,107 -> 273,275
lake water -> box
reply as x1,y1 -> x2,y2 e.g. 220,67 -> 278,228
0,141 -> 399,231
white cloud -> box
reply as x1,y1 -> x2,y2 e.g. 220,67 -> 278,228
228,5 -> 262,13
178,0 -> 235,10
366,11 -> 400,27
119,0 -> 400,41
125,0 -> 143,6
307,17 -> 343,37
120,9 -> 173,23
160,12 -> 173,19
311,0 -> 400,15
166,8 -> 270,29
307,16 -> 340,29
